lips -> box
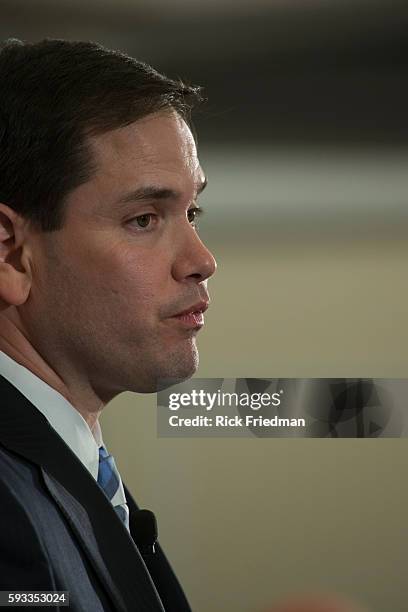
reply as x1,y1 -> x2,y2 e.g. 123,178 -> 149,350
169,301 -> 209,329
173,301 -> 209,317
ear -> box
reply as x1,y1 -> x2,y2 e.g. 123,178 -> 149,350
0,203 -> 32,306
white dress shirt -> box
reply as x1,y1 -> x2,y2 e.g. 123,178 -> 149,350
0,349 -> 129,529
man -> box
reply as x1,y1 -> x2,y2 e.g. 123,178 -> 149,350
0,38 -> 371,612
0,38 -> 216,611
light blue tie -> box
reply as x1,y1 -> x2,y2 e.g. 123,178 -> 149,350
97,445 -> 129,529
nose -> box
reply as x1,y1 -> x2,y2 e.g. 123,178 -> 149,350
172,225 -> 217,284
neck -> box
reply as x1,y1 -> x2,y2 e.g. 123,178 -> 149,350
0,306 -> 103,429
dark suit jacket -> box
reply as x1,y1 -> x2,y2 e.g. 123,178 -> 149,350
0,373 -> 192,611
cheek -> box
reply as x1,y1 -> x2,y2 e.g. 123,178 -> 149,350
89,249 -> 169,315
48,231 -> 172,316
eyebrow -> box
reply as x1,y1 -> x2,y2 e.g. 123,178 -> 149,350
117,176 -> 208,205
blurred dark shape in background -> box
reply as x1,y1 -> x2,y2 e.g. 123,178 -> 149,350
1,0 -> 407,145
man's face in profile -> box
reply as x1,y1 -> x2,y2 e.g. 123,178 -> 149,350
23,110 -> 216,398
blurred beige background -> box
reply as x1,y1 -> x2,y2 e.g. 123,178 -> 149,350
2,1 -> 407,610
102,237 -> 408,612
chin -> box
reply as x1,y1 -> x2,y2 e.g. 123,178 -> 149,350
131,343 -> 199,394
155,358 -> 198,393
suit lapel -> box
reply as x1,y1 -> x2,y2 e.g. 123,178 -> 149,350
41,470 -> 129,611
0,374 -> 164,612
124,485 -> 193,612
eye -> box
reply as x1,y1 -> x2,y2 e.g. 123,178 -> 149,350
133,213 -> 154,228
187,206 -> 203,226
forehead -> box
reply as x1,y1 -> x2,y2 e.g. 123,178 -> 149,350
88,110 -> 202,188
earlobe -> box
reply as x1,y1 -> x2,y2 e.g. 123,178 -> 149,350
0,204 -> 32,306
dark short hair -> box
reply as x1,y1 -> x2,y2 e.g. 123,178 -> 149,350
0,38 -> 203,231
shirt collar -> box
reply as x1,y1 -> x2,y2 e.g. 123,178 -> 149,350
0,350 -> 101,480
